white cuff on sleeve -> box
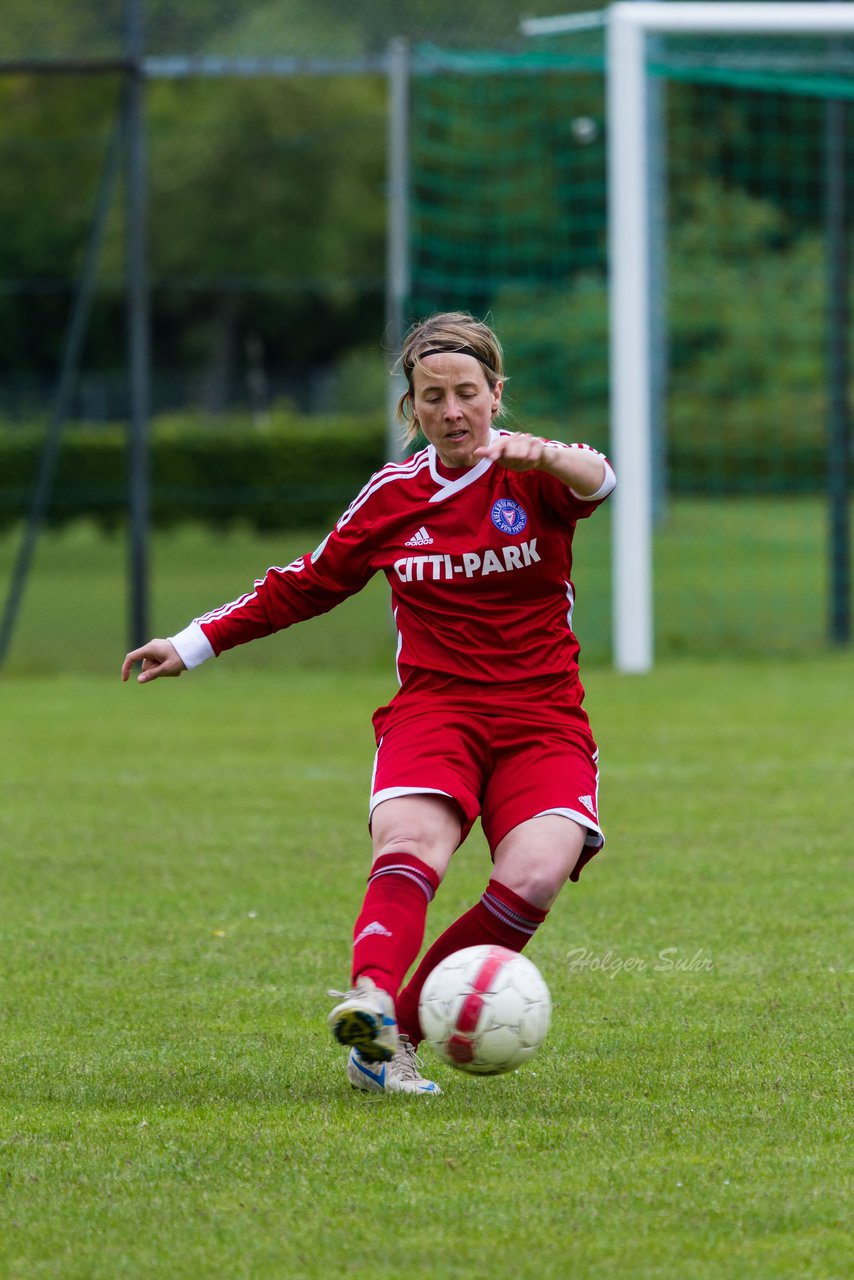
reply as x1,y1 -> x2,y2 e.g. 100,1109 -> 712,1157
168,622 -> 215,670
571,458 -> 616,502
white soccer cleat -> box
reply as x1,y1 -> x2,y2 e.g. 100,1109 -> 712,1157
327,976 -> 399,1062
346,1036 -> 442,1096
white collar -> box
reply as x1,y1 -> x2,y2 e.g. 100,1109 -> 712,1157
427,428 -> 498,504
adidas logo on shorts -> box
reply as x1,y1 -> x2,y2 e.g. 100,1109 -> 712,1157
404,526 -> 434,547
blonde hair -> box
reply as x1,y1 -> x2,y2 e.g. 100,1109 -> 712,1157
394,312 -> 505,445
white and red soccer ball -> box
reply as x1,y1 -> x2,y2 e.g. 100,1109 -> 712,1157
418,944 -> 552,1075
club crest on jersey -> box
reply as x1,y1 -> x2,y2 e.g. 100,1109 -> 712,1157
491,498 -> 527,536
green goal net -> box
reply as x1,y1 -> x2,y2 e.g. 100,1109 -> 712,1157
407,32 -> 853,662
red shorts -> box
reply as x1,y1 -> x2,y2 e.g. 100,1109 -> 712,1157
369,704 -> 604,881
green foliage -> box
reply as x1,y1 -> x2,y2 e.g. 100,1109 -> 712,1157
0,65 -> 389,386
0,14 -> 850,468
0,413 -> 388,533
142,76 -> 387,289
668,179 -> 827,392
0,75 -> 121,377
489,176 -> 836,491
0,382 -> 832,547
408,70 -> 845,463
0,0 -> 125,58
666,180 -> 834,491
409,67 -> 607,312
493,274 -> 610,430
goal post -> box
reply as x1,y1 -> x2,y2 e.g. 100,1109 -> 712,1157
607,3 -> 854,673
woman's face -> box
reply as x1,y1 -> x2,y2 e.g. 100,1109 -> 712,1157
411,351 -> 503,469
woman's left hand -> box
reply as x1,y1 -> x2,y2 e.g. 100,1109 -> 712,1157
472,432 -> 546,472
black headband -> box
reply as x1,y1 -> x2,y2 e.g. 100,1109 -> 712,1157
408,345 -> 494,378
419,344 -> 484,361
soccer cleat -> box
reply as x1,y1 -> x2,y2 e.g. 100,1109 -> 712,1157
327,976 -> 399,1062
346,1036 -> 442,1096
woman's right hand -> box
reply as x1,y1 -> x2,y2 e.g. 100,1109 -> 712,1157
121,638 -> 186,684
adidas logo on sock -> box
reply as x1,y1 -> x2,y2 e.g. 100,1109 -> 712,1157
354,920 -> 393,945
404,526 -> 434,547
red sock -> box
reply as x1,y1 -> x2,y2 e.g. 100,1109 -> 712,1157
351,853 -> 441,999
396,878 -> 548,1044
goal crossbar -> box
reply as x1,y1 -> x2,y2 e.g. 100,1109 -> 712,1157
607,3 -> 854,672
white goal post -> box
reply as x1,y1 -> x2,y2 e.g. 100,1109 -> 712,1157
607,3 -> 854,672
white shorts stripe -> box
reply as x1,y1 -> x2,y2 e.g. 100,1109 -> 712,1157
535,807 -> 604,849
369,786 -> 454,823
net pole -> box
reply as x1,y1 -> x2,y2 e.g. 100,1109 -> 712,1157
385,36 -> 410,463
124,0 -> 151,651
646,43 -> 668,527
825,94 -> 851,645
608,3 -> 854,672
608,9 -> 654,673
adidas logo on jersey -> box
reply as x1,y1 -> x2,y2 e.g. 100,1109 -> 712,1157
578,794 -> 597,817
405,526 -> 434,547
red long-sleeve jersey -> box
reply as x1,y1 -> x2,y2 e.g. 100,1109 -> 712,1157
170,432 -> 614,718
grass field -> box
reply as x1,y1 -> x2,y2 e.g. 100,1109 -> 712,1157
1,653 -> 851,1279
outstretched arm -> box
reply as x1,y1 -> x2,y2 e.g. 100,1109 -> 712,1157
121,494 -> 379,687
473,433 -> 611,498
121,638 -> 186,684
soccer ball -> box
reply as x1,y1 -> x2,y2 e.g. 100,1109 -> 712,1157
418,944 -> 552,1075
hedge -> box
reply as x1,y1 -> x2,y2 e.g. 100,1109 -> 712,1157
0,412 -> 839,534
0,415 -> 388,533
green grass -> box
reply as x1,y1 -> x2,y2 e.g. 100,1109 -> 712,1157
0,494 -> 843,674
1,656 -> 851,1278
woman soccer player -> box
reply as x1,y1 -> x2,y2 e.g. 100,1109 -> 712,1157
122,312 -> 615,1096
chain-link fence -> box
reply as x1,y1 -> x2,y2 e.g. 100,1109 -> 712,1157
1,3 -> 851,672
